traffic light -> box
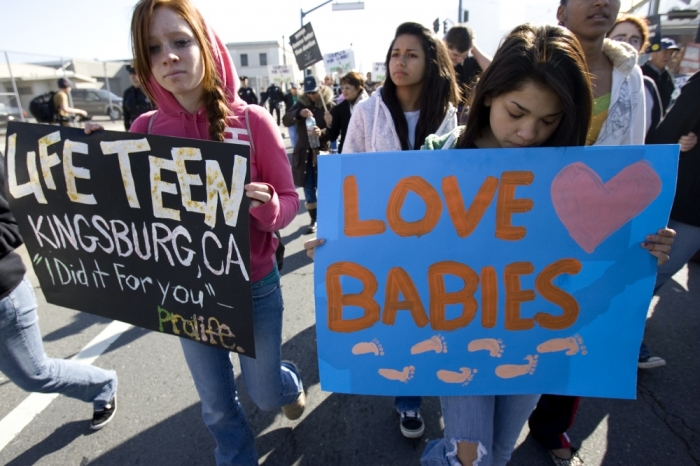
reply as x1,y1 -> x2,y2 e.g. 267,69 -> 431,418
463,10 -> 469,22
443,20 -> 448,34
433,18 -> 439,33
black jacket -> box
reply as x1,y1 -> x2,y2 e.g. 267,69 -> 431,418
647,71 -> 700,226
0,151 -> 27,299
282,85 -> 335,186
322,91 -> 368,154
455,56 -> 482,102
262,84 -> 283,107
641,62 -> 675,114
123,86 -> 152,131
238,87 -> 258,105
283,91 -> 298,111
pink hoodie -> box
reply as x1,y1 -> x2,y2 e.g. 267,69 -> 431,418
130,25 -> 299,283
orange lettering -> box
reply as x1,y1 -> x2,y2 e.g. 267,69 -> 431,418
428,261 -> 478,331
326,262 -> 380,333
496,171 -> 534,241
535,258 -> 582,330
504,261 -> 535,330
442,175 -> 499,238
386,176 -> 442,237
382,267 -> 429,328
343,175 -> 386,237
480,266 -> 498,328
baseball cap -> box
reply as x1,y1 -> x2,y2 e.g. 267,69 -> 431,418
660,38 -> 681,51
303,76 -> 318,93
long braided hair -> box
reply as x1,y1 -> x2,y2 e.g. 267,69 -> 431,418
131,0 -> 230,141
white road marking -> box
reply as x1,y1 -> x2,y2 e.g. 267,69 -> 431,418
0,320 -> 132,452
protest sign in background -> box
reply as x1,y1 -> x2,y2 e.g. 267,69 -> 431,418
323,49 -> 355,76
5,122 -> 255,355
289,23 -> 323,70
315,145 -> 678,399
268,64 -> 294,86
679,44 -> 700,76
371,62 -> 386,83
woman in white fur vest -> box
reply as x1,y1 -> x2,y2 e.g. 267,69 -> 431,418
342,21 -> 461,441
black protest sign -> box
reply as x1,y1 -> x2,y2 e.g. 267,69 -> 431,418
647,15 -> 662,53
289,23 -> 323,70
5,122 -> 255,356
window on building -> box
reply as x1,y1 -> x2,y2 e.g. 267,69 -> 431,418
259,53 -> 267,66
241,54 -> 248,67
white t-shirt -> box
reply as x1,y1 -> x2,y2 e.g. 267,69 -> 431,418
404,110 -> 420,149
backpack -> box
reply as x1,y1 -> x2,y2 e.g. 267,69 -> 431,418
29,92 -> 58,123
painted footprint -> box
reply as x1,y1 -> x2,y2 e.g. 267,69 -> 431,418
437,367 -> 478,386
378,366 -> 415,383
537,335 -> 587,356
468,338 -> 505,357
495,355 -> 539,379
352,339 -> 385,356
411,335 -> 448,354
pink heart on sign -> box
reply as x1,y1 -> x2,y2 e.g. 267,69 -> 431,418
551,161 -> 662,253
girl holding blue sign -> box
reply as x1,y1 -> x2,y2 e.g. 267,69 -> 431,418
89,1 -> 304,464
342,21 -> 461,439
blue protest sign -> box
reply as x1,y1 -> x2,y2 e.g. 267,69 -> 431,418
314,145 -> 678,399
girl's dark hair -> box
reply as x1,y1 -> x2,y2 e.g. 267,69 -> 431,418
132,0 -> 230,142
340,71 -> 365,90
457,24 -> 592,149
382,22 -> 460,150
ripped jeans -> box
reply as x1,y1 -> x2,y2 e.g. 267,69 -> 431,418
421,394 -> 541,466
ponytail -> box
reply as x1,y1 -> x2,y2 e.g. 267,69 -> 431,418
204,77 -> 229,142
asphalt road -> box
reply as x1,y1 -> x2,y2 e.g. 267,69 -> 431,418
1,119 -> 699,466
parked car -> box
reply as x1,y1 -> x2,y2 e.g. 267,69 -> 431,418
0,103 -> 24,127
70,89 -> 123,120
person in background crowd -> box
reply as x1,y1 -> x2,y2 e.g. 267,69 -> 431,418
644,70 -> 700,359
263,81 -> 283,125
85,1 -> 304,464
343,22 -> 460,440
283,76 -> 336,234
608,14 -> 697,369
322,71 -> 368,153
238,76 -> 258,105
0,151 -> 118,431
324,74 -> 340,99
54,78 -> 88,126
641,37 -> 680,113
365,71 -> 375,95
284,83 -> 300,148
122,64 -> 153,131
443,24 -> 492,114
529,0 -> 650,464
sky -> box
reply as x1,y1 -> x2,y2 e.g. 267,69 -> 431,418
0,0 -> 667,73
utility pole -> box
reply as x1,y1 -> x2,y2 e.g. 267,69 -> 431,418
648,0 -> 660,16
459,0 -> 463,24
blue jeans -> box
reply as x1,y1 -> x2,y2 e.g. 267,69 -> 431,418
640,219 -> 700,358
180,267 -> 303,466
0,277 -> 117,410
395,396 -> 422,412
303,157 -> 318,207
654,218 -> 700,292
288,124 -> 298,149
421,394 -> 541,466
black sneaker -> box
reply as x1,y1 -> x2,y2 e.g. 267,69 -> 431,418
91,395 -> 117,430
399,410 -> 424,438
305,221 -> 317,234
